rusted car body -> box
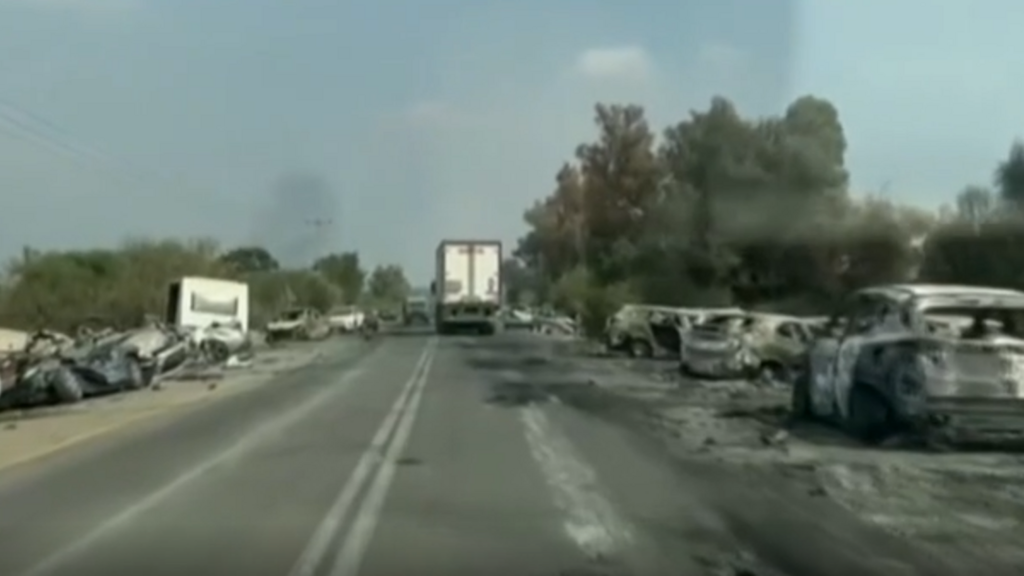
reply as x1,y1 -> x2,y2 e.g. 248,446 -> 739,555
680,312 -> 813,381
792,283 -> 1024,446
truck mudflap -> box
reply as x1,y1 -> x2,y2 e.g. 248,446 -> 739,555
918,396 -> 1024,449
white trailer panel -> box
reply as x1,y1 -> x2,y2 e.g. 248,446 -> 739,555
436,241 -> 502,305
166,276 -> 250,333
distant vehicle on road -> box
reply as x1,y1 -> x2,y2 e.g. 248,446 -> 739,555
403,295 -> 431,326
431,239 -> 502,335
327,306 -> 364,333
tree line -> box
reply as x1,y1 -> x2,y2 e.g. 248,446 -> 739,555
0,242 -> 411,332
504,95 -> 1024,335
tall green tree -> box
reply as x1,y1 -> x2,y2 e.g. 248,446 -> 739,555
220,246 -> 279,273
995,140 -> 1024,208
313,251 -> 365,304
366,264 -> 410,305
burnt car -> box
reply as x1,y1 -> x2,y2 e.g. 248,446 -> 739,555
0,330 -> 149,408
265,308 -> 331,343
604,305 -> 693,358
680,312 -> 813,382
791,283 -> 1024,446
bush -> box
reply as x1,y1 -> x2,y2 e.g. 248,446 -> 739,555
551,266 -> 637,337
247,270 -> 341,327
0,239 -> 236,332
0,238 -> 343,333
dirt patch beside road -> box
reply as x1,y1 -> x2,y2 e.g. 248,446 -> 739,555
559,351 -> 1024,572
0,340 -> 352,471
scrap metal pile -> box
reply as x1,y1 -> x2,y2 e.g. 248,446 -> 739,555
601,283 -> 1024,449
0,319 -> 251,411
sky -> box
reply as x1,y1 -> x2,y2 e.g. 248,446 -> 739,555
0,0 -> 1021,282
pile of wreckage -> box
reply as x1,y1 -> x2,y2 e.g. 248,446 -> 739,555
605,283 -> 1024,448
0,319 -> 251,410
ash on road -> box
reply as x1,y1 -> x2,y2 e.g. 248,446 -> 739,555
0,332 -> 1006,576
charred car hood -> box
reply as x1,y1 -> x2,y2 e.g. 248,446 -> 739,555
267,320 -> 303,331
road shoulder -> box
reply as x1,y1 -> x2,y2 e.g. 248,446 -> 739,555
0,339 -> 369,480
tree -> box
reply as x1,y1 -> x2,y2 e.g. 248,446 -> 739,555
220,246 -> 280,273
575,103 -> 662,283
313,251 -> 365,304
995,140 -> 1024,208
955,185 -> 996,226
501,257 -> 539,307
514,93 -> 928,322
366,265 -> 410,305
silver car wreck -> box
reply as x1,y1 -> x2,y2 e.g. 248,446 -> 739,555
681,312 -> 814,382
792,284 -> 1024,446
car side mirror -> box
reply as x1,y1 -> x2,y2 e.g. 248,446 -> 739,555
430,281 -> 436,295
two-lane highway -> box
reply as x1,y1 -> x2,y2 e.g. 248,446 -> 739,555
0,334 -> 660,576
0,333 -> 970,576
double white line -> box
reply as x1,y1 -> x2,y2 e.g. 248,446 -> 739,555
289,337 -> 438,576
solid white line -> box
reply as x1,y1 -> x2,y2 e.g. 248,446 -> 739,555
520,404 -> 634,560
288,338 -> 436,576
16,352 -> 378,576
327,344 -> 436,576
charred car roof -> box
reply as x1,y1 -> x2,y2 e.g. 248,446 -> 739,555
859,284 -> 1024,302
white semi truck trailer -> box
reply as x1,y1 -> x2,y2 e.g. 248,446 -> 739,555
431,239 -> 502,335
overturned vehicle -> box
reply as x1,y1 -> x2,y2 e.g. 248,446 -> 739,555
792,283 -> 1024,447
680,312 -> 814,383
0,330 -> 156,409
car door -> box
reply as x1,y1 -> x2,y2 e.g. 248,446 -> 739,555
808,294 -> 877,415
827,295 -> 890,418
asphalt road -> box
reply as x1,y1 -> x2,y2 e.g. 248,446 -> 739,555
0,332 -> 993,576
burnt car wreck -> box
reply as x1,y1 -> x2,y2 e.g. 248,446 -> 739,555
791,283 -> 1024,447
680,312 -> 814,384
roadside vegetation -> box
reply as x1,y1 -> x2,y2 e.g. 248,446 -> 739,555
6,94 -> 1023,337
504,95 -> 1024,336
0,242 -> 411,333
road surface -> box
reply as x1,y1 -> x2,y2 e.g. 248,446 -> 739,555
0,333 -> 988,576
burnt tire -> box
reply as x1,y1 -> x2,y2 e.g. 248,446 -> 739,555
50,368 -> 83,404
758,361 -> 791,386
790,367 -> 812,419
123,359 -> 146,390
202,340 -> 232,363
628,339 -> 653,359
846,385 -> 892,445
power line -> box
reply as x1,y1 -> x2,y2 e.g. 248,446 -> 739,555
0,96 -> 222,210
0,100 -> 142,185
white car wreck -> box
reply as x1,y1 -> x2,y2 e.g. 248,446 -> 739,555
792,283 -> 1024,446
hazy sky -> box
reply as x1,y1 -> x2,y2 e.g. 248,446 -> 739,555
0,1 -> 1020,281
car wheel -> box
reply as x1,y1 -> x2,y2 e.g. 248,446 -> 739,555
124,359 -> 146,390
50,367 -> 83,404
757,361 -> 791,386
203,339 -> 232,363
790,366 -> 812,418
846,385 -> 892,445
628,339 -> 653,358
